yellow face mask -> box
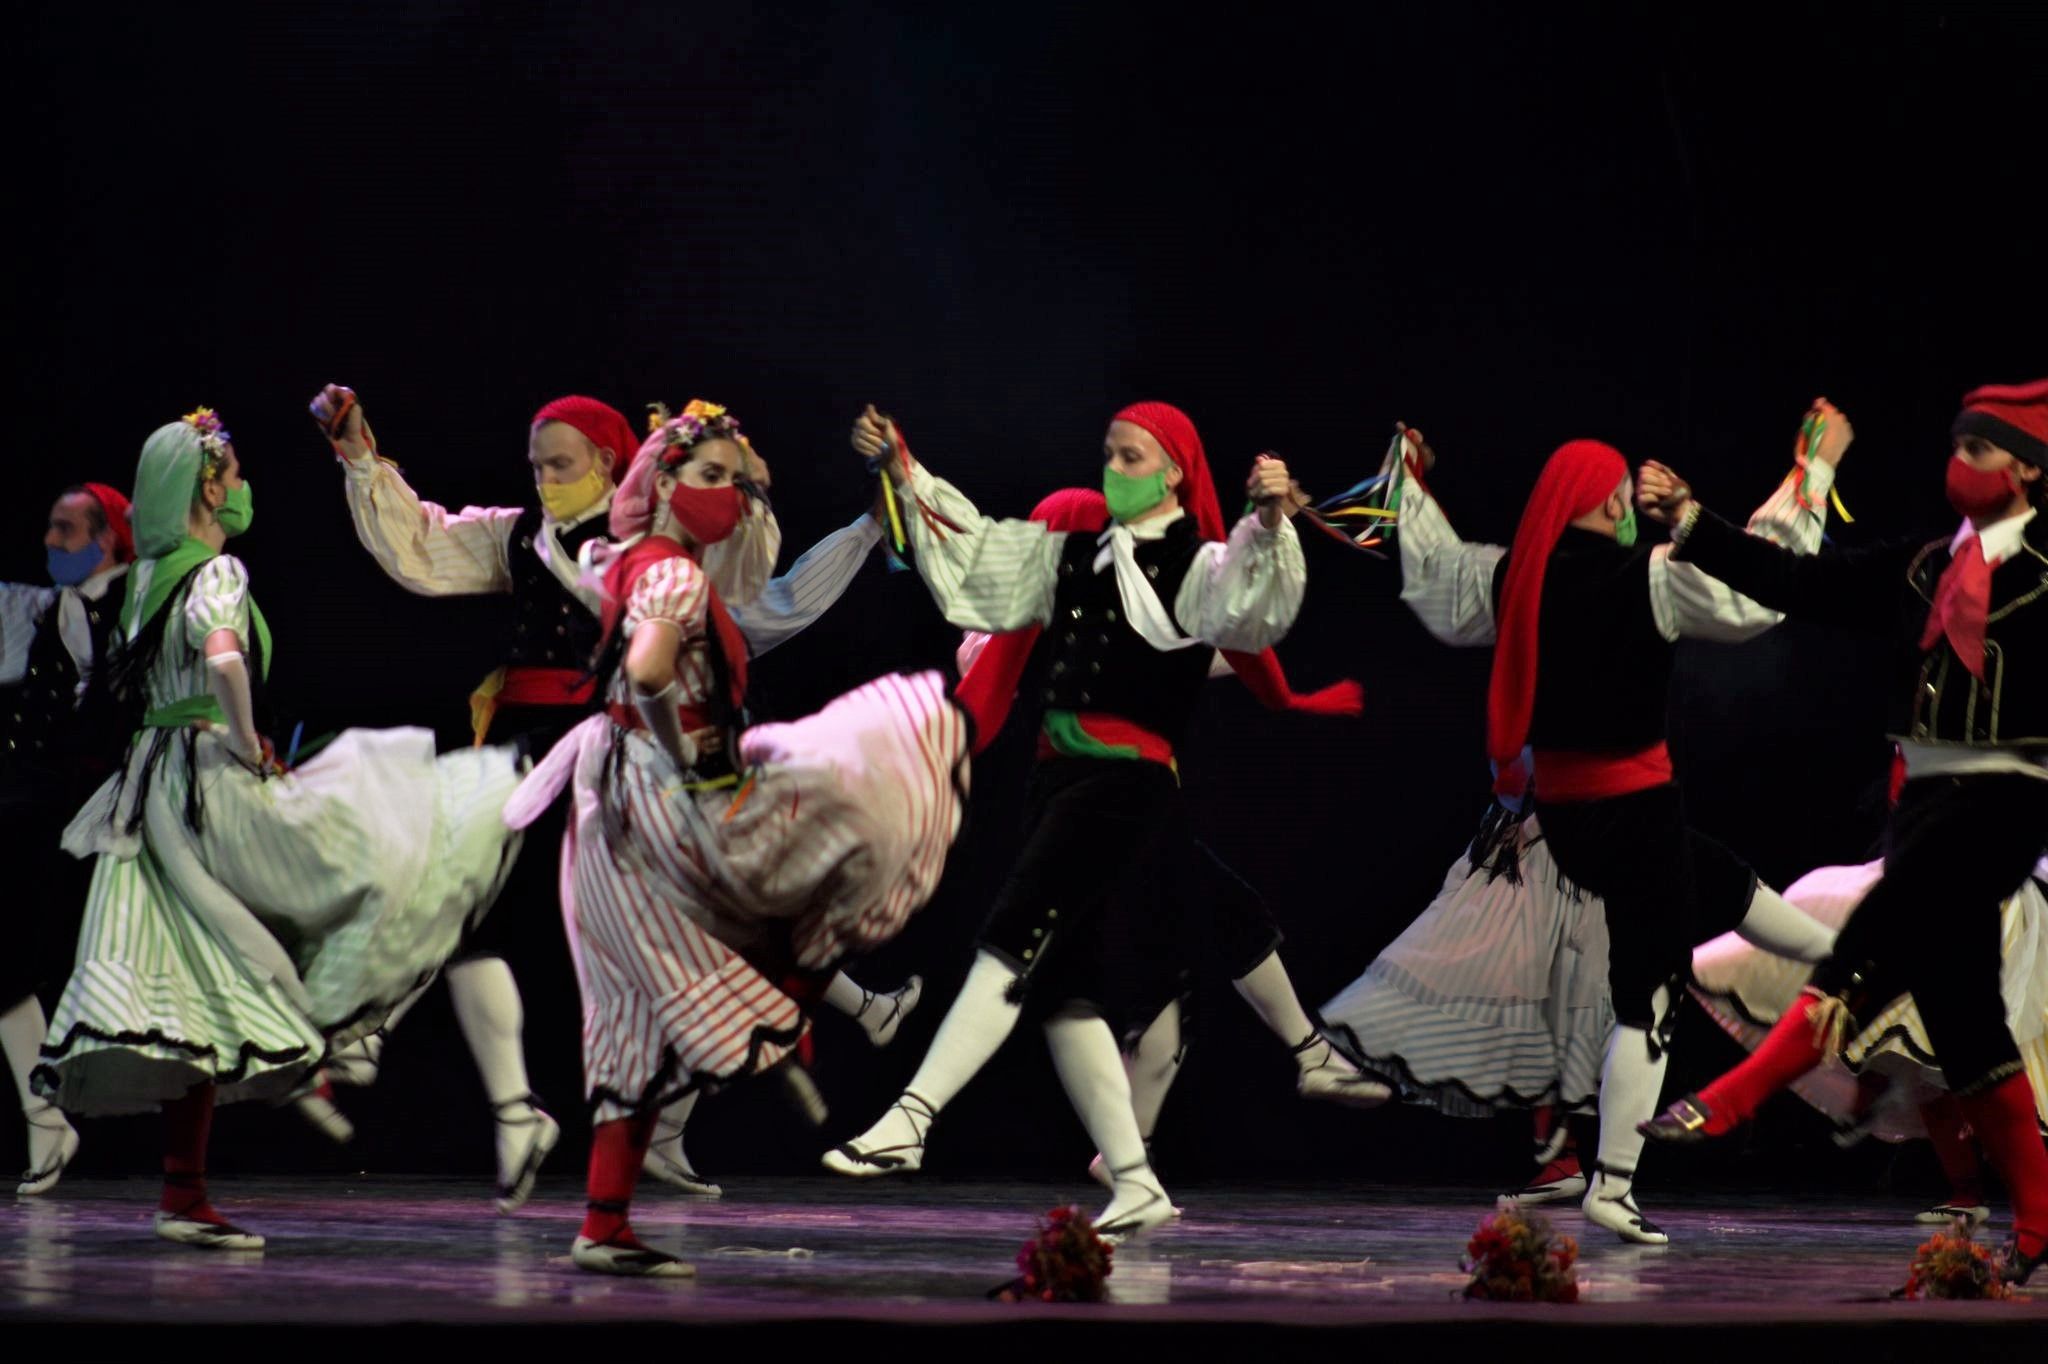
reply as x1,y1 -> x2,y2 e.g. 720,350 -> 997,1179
536,464 -> 608,521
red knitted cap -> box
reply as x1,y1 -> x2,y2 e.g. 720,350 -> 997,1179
77,481 -> 135,563
530,396 -> 637,478
1954,377 -> 2048,468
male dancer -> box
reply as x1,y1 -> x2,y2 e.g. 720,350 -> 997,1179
1639,378 -> 2048,1282
2,482 -> 133,1193
825,402 -> 1304,1240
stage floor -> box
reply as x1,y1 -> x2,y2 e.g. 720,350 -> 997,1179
4,1176 -> 2042,1342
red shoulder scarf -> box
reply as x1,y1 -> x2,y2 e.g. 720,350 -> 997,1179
599,534 -> 750,708
952,488 -> 1361,753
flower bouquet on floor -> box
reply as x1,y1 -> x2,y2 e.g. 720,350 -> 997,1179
990,1206 -> 1114,1303
1895,1218 -> 2014,1301
1461,1197 -> 1580,1303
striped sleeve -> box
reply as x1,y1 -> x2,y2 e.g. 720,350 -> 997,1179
898,464 -> 1064,633
1,581 -> 57,685
727,514 -> 879,656
1396,464 -> 1506,647
184,555 -> 253,650
1175,512 -> 1307,652
341,453 -> 519,596
1650,460 -> 1834,643
626,556 -> 710,635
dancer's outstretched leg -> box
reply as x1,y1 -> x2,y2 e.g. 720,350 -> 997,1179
1731,882 -> 1837,964
448,956 -> 559,1212
1235,950 -> 1391,1107
5,995 -> 78,1195
824,951 -> 1020,1175
1044,1004 -> 1175,1241
824,971 -> 925,1048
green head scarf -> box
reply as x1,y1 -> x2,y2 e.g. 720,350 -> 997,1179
120,414 -> 271,674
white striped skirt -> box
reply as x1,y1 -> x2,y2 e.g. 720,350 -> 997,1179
37,727 -> 521,1115
507,670 -> 968,1123
1322,820 -> 1613,1118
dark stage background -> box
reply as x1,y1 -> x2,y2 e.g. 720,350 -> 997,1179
7,2 -> 2044,1199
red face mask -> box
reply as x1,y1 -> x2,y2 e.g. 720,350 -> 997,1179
667,482 -> 746,547
1945,456 -> 2022,519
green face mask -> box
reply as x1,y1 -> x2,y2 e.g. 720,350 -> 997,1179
216,481 -> 254,537
1613,502 -> 1637,548
1103,467 -> 1168,523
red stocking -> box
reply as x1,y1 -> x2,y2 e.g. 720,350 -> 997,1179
161,1082 -> 223,1221
581,1112 -> 658,1246
1957,1073 -> 2048,1260
1693,992 -> 1834,1134
1919,1093 -> 1986,1206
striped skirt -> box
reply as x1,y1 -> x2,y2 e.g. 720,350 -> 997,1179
506,670 -> 968,1123
1691,859 -> 2048,1140
36,727 -> 521,1115
1322,817 -> 1612,1118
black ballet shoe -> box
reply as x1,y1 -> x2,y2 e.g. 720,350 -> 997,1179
1637,1093 -> 1725,1146
2001,1239 -> 2044,1287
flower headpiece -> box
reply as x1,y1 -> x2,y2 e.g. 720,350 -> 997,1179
646,399 -> 747,471
182,407 -> 234,480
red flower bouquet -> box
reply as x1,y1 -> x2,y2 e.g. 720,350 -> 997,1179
1461,1198 -> 1580,1303
992,1205 -> 1115,1303
1897,1219 -> 2014,1301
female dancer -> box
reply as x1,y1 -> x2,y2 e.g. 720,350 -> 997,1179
505,404 -> 970,1276
35,409 -> 523,1249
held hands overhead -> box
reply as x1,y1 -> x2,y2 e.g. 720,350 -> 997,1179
1636,398 -> 1853,527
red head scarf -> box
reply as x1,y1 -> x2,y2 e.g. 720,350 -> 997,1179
1112,401 -> 1227,542
951,487 -> 1361,754
1485,440 -> 1631,763
530,396 -> 638,481
78,482 -> 135,563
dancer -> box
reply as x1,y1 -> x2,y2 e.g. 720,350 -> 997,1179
1638,378 -> 2048,1283
313,385 -> 912,1204
503,405 -> 971,1276
2,482 -> 134,1194
824,402 -> 1304,1241
1691,852 -> 2048,1225
34,409 -> 522,1249
1395,409 -> 1846,1242
954,603 -> 1387,1191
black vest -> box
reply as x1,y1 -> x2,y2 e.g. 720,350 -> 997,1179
503,507 -> 610,671
1,583 -> 125,777
1900,514 -> 2048,749
1026,518 -> 1217,750
1511,529 -> 1674,754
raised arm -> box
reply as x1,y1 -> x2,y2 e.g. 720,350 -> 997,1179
1173,498 -> 1307,651
1394,439 -> 1507,647
1640,400 -> 1909,635
314,384 -> 520,597
853,406 -> 1064,633
727,513 -> 883,656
